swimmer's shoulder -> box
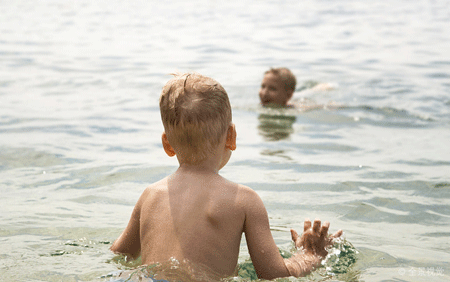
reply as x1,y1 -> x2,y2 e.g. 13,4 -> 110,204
216,177 -> 261,202
145,177 -> 169,191
137,177 -> 170,205
229,182 -> 265,210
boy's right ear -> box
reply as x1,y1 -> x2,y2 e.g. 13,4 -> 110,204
162,132 -> 176,157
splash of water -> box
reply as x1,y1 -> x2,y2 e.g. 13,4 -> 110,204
103,257 -> 224,282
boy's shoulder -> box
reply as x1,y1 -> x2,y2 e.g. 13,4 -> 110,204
230,181 -> 265,208
136,177 -> 169,204
139,177 -> 169,195
137,175 -> 263,210
219,177 -> 259,194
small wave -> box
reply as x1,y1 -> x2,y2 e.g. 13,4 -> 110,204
0,146 -> 84,170
104,257 -> 224,282
340,105 -> 435,128
103,240 -> 359,282
435,182 -> 450,188
230,239 -> 359,281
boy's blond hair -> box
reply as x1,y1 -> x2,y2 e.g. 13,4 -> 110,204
265,68 -> 297,93
159,73 -> 232,164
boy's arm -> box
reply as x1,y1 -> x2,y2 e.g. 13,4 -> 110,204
110,189 -> 148,259
243,188 -> 341,279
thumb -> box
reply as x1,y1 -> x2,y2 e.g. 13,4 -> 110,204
290,229 -> 300,247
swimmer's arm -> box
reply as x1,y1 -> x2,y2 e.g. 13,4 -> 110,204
296,103 -> 324,112
311,82 -> 335,91
110,190 -> 148,260
243,188 -> 341,279
242,188 -> 293,279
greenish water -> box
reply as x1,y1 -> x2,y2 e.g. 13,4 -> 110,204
1,0 -> 450,281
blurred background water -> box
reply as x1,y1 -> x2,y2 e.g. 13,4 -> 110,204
1,0 -> 449,281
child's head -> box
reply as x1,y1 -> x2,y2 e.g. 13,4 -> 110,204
259,68 -> 296,106
159,73 -> 232,164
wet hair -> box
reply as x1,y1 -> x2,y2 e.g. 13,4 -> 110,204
159,73 -> 232,164
265,67 -> 297,93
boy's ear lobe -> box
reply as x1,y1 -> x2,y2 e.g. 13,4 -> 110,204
162,133 -> 176,157
226,124 -> 237,151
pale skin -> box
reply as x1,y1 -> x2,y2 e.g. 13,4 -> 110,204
259,72 -> 293,106
259,72 -> 336,110
110,124 -> 342,280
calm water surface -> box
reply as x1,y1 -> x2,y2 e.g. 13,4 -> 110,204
1,1 -> 449,281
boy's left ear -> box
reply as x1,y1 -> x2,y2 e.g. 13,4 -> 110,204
225,124 -> 237,151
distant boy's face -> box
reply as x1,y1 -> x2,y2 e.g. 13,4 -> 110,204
259,73 -> 291,106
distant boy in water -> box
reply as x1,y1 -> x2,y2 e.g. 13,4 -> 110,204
259,67 -> 335,109
110,72 -> 342,281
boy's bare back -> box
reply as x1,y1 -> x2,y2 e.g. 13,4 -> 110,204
141,169 -> 247,276
110,73 -> 342,280
111,165 -> 290,277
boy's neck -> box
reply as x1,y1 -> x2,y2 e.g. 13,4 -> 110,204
177,162 -> 220,175
175,143 -> 230,175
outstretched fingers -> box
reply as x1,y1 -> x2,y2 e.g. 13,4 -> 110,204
290,229 -> 300,245
319,221 -> 330,238
297,218 -> 344,255
303,219 -> 312,232
330,229 -> 343,239
291,229 -> 307,250
312,219 -> 321,234
325,226 -> 343,247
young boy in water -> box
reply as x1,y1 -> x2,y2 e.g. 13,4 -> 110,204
259,67 -> 335,109
110,73 -> 342,280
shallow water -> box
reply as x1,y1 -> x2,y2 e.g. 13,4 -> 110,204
1,0 -> 450,281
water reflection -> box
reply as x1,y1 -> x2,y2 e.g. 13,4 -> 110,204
257,113 -> 296,141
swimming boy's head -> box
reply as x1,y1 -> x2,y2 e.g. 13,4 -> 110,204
159,73 -> 233,164
259,68 -> 296,106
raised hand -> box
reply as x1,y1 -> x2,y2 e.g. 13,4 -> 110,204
290,219 -> 343,258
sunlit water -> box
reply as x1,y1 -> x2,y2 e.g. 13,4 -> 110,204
1,0 -> 449,281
